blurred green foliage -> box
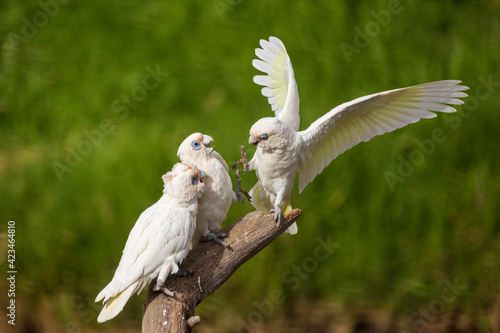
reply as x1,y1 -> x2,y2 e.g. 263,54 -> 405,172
0,0 -> 499,331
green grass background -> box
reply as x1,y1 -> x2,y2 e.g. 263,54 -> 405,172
1,0 -> 499,331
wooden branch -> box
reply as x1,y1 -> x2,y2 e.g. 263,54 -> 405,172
142,209 -> 303,332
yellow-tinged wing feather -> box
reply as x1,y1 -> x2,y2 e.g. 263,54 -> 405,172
253,36 -> 300,131
298,80 -> 469,192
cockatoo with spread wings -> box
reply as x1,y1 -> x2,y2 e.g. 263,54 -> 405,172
247,36 -> 469,232
95,163 -> 205,323
178,133 -> 236,247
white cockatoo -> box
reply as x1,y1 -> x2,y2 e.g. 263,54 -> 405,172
177,133 -> 236,247
247,36 -> 469,231
95,163 -> 205,323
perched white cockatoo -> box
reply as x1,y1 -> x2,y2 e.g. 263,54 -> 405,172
248,36 -> 469,231
95,163 -> 205,323
177,133 -> 235,247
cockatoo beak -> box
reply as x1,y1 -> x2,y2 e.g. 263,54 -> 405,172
202,135 -> 215,154
249,136 -> 258,146
199,169 -> 206,181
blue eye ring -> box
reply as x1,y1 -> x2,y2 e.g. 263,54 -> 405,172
191,175 -> 199,185
260,134 -> 269,141
191,140 -> 202,151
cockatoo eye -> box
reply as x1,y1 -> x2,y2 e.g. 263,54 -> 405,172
260,134 -> 269,141
191,175 -> 199,185
191,140 -> 202,151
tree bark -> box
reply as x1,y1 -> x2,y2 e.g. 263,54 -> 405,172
142,209 -> 302,332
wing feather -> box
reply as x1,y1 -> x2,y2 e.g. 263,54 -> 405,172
298,80 -> 469,193
253,36 -> 300,131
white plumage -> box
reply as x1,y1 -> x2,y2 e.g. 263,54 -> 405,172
248,36 -> 469,230
95,163 -> 205,322
177,133 -> 235,246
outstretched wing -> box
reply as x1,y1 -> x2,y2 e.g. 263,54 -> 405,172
298,80 -> 469,192
253,36 -> 300,131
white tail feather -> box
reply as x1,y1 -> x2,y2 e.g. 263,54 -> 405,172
97,279 -> 144,323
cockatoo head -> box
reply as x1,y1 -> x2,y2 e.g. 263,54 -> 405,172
249,117 -> 290,151
162,162 -> 206,201
177,133 -> 215,162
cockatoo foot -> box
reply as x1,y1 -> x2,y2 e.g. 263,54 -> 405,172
270,207 -> 282,227
154,279 -> 176,296
201,232 -> 229,248
173,268 -> 194,277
